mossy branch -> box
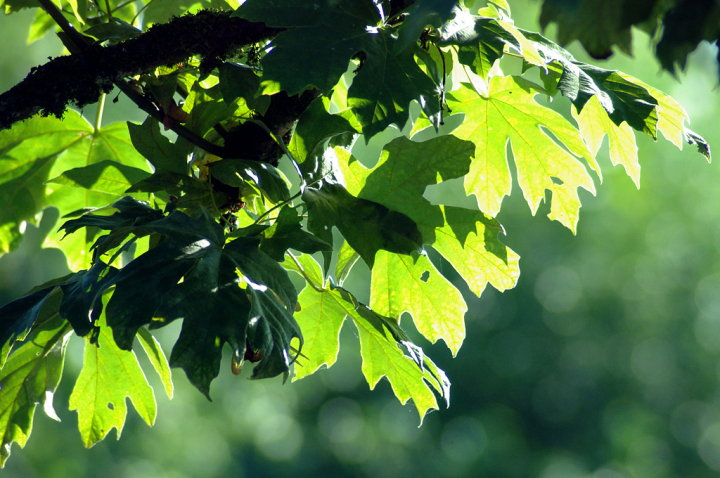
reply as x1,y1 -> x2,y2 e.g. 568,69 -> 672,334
0,10 -> 284,131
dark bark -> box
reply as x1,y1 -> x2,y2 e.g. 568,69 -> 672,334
0,10 -> 284,130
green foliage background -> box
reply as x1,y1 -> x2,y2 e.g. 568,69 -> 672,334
1,2 -> 720,477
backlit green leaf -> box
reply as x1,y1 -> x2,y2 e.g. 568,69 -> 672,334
0,110 -> 93,253
136,328 -> 174,399
370,250 -> 466,356
572,95 -> 639,186
444,77 -> 595,232
338,135 -> 474,244
303,182 -> 423,269
432,205 -> 520,296
0,315 -> 71,467
335,239 -> 359,285
285,254 -> 445,420
287,255 -> 346,381
350,296 -> 439,422
36,118 -> 151,269
338,134 -> 519,295
69,314 -> 156,448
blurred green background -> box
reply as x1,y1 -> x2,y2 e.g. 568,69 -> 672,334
2,2 -> 720,477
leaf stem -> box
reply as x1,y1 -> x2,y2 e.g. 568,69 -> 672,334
251,173 -> 327,226
252,190 -> 301,226
287,252 -> 323,292
94,92 -> 106,131
131,0 -> 153,26
111,0 -> 141,14
103,0 -> 114,20
36,0 -> 90,48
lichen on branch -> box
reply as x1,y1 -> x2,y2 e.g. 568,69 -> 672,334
0,10 -> 284,130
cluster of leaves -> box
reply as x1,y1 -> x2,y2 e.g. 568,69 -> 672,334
538,0 -> 720,77
0,0 -> 710,467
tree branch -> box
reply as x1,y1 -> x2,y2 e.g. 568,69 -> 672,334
0,10 -> 284,130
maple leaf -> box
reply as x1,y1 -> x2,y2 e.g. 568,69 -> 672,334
339,135 -> 520,295
69,314 -> 156,448
286,254 -> 448,421
234,0 -> 439,138
442,76 -> 595,232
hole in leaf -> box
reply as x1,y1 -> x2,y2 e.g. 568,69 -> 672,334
107,402 -> 114,410
550,176 -> 564,185
420,271 -> 430,282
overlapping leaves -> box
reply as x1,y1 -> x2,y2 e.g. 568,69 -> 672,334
0,111 -> 150,267
234,0 -> 441,138
440,76 -> 596,232
0,314 -> 70,465
286,253 -> 448,420
337,135 -> 520,295
59,198 -> 302,395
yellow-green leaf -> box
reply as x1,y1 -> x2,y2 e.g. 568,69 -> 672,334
339,136 -> 520,296
445,76 -> 595,232
618,72 -> 689,152
69,314 -> 156,448
432,205 -> 519,296
286,254 -> 444,420
137,327 -> 173,399
289,255 -> 347,381
496,19 -> 545,69
370,250 -> 466,356
352,312 -> 438,422
0,315 -> 70,467
572,95 -> 639,187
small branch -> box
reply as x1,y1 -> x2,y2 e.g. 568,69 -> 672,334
36,0 -> 89,48
103,0 -> 114,20
113,79 -> 228,156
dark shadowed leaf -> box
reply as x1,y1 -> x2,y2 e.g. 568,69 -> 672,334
303,182 -> 423,269
218,62 -> 270,115
259,206 -> 332,262
224,236 -> 298,311
163,251 -> 252,398
209,158 -> 290,204
127,117 -> 188,175
0,286 -> 66,367
47,160 -> 150,195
